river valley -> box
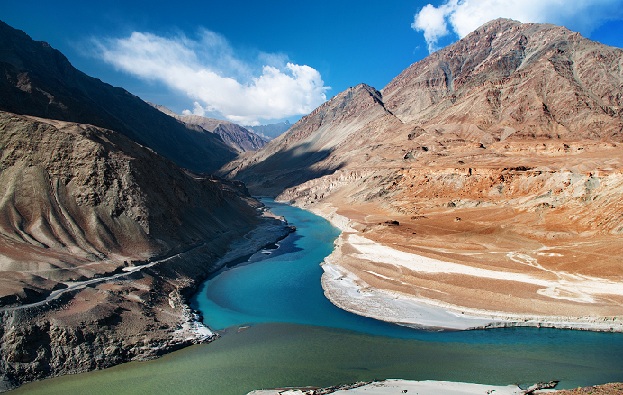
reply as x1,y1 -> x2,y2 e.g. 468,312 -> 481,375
10,200 -> 623,394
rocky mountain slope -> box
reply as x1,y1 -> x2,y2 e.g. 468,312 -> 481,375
220,83 -> 402,195
0,110 -> 290,391
225,19 -> 623,326
0,21 -> 236,173
152,105 -> 267,153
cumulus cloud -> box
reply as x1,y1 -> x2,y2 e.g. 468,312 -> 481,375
95,30 -> 328,125
412,0 -> 623,53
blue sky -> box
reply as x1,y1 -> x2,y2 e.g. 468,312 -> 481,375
1,1 -> 622,125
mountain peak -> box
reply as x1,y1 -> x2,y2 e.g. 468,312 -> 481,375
382,19 -> 623,139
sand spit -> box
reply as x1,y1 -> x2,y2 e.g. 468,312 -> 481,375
307,203 -> 623,332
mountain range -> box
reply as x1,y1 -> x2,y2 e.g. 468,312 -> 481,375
1,16 -> 623,392
0,21 -> 238,173
151,104 -> 268,153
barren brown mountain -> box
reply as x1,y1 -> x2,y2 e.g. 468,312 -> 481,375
0,20 -> 293,391
0,110 -> 290,391
225,19 -> 623,329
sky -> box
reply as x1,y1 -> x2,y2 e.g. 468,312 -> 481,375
1,0 -> 622,125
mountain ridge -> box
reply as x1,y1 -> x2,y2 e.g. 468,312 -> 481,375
0,20 -> 236,173
0,20 -> 291,390
162,110 -> 268,153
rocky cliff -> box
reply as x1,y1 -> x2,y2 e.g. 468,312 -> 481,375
0,21 -> 236,173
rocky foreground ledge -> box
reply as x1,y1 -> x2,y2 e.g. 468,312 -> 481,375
248,379 -> 623,395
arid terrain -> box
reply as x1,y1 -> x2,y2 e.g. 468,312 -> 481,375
1,15 -> 623,393
227,19 -> 623,329
0,110 -> 291,391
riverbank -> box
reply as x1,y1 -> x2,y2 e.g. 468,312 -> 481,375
248,379 -> 623,395
0,209 -> 292,392
247,379 -> 531,395
302,202 -> 623,332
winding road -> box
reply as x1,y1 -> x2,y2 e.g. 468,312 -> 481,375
0,245 -> 204,313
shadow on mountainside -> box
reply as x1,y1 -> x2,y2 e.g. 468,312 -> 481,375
232,142 -> 345,197
0,21 -> 236,173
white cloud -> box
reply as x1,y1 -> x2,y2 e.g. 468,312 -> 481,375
413,0 -> 623,53
182,102 -> 206,117
95,30 -> 329,125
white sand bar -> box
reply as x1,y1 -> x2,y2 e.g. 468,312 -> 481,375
310,204 -> 623,332
248,379 -> 524,395
348,234 -> 623,304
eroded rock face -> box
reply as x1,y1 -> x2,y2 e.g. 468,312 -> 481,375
0,112 -> 260,296
382,19 -> 623,140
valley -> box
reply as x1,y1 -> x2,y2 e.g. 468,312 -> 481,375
0,14 -> 622,395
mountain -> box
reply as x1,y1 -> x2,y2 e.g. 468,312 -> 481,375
247,120 -> 292,140
0,20 -> 290,390
225,19 -> 623,327
0,21 -> 237,173
381,18 -> 623,139
220,84 -> 400,195
151,105 -> 267,153
0,110 -> 290,390
228,19 -> 623,194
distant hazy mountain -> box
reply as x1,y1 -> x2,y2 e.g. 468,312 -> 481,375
151,104 -> 267,153
247,120 -> 292,140
0,21 -> 236,173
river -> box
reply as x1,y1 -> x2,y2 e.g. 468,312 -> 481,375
11,199 -> 623,394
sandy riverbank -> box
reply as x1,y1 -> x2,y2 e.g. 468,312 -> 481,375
248,379 -> 532,395
249,379 -> 623,394
304,203 -> 623,332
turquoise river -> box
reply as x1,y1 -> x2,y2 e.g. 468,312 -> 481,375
12,200 -> 623,394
